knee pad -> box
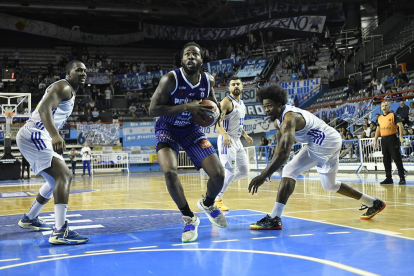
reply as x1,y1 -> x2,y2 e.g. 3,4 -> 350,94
38,172 -> 56,199
320,172 -> 341,192
281,162 -> 300,181
238,165 -> 250,176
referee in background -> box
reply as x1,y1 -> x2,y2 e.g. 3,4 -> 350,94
374,101 -> 406,184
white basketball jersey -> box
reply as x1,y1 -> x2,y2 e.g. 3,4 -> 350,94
222,95 -> 246,138
26,79 -> 75,131
277,105 -> 341,147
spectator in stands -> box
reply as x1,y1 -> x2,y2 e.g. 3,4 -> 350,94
152,75 -> 160,90
334,64 -> 341,80
388,72 -> 397,85
322,114 -> 329,124
97,89 -> 104,112
96,59 -> 102,68
140,61 -> 146,73
104,86 -> 112,110
129,102 -> 137,115
270,71 -> 279,84
86,109 -> 93,122
324,26 -> 330,44
14,49 -> 19,68
329,113 -> 340,129
358,61 -> 365,73
370,122 -> 377,133
89,98 -> 96,110
257,136 -> 269,160
372,114 -> 380,124
376,80 -> 385,94
38,80 -> 46,93
363,124 -> 371,137
112,108 -> 119,123
92,107 -> 100,122
113,79 -> 121,95
142,80 -> 150,98
409,102 -> 414,124
363,82 -> 373,98
396,101 -> 410,126
395,70 -> 409,88
381,72 -> 389,85
300,69 -> 308,80
290,71 -> 299,81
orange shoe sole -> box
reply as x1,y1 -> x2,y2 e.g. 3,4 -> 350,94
360,202 -> 386,220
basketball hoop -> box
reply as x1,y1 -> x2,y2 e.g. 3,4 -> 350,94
4,112 -> 15,118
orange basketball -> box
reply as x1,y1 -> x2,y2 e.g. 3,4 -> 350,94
192,100 -> 220,127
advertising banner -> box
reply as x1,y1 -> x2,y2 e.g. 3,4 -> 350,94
85,73 -> 111,85
77,124 -> 120,146
237,57 -> 270,78
278,78 -> 321,100
113,70 -> 169,91
59,124 -> 71,139
214,87 -> 257,103
314,99 -> 373,124
204,59 -> 234,75
123,121 -> 156,147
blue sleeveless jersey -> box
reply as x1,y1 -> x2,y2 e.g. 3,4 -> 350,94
158,67 -> 210,127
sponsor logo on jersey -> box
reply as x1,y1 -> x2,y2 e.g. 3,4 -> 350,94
189,93 -> 195,96
179,86 -> 187,90
199,88 -> 206,91
200,139 -> 212,149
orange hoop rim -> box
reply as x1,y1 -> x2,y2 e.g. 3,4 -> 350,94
4,112 -> 15,118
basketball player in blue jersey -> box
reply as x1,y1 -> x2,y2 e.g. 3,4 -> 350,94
248,85 -> 385,230
215,75 -> 253,211
16,60 -> 89,245
150,42 -> 228,243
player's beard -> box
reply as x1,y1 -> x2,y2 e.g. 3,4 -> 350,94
182,61 -> 200,75
232,89 -> 241,96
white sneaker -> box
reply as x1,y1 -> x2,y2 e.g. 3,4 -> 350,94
197,199 -> 228,228
182,215 -> 200,243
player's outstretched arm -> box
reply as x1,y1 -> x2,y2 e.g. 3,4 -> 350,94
149,73 -> 213,119
248,113 -> 296,195
38,82 -> 72,154
216,98 -> 232,148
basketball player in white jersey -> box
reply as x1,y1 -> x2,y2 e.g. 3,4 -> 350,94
216,75 -> 253,211
248,85 -> 385,230
16,60 -> 89,245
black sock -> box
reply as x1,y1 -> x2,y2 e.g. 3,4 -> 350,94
179,203 -> 194,218
203,195 -> 215,207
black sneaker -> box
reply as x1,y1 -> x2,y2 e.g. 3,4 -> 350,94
380,178 -> 393,184
250,214 -> 283,230
399,178 -> 406,185
360,199 -> 386,220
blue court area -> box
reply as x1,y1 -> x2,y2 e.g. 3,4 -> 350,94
0,208 -> 413,275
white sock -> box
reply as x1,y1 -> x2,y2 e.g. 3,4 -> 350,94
270,202 -> 285,218
360,194 -> 375,207
54,204 -> 68,230
27,200 -> 45,220
215,192 -> 224,200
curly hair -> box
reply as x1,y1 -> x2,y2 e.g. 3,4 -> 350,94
181,42 -> 204,59
256,84 -> 288,105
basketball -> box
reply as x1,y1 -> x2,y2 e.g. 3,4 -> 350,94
192,99 -> 220,127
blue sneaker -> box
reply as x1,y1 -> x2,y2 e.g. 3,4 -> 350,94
18,214 -> 53,231
182,215 -> 200,243
48,221 -> 89,245
197,199 -> 228,228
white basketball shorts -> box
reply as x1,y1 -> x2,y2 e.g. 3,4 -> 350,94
217,135 -> 249,169
16,126 -> 64,176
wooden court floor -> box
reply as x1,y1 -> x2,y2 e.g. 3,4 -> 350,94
1,171 -> 413,239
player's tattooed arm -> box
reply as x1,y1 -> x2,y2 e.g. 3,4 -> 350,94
216,98 -> 232,147
248,113 -> 297,195
241,129 -> 253,146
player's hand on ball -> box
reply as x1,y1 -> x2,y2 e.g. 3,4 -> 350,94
248,174 -> 266,195
245,135 -> 253,146
223,133 -> 232,148
186,100 -> 213,122
52,134 -> 66,155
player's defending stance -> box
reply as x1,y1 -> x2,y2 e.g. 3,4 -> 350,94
248,85 -> 385,230
215,75 -> 253,211
17,60 -> 89,245
149,42 -> 227,242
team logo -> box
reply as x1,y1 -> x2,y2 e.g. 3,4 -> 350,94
231,160 -> 235,165
200,139 -> 212,149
